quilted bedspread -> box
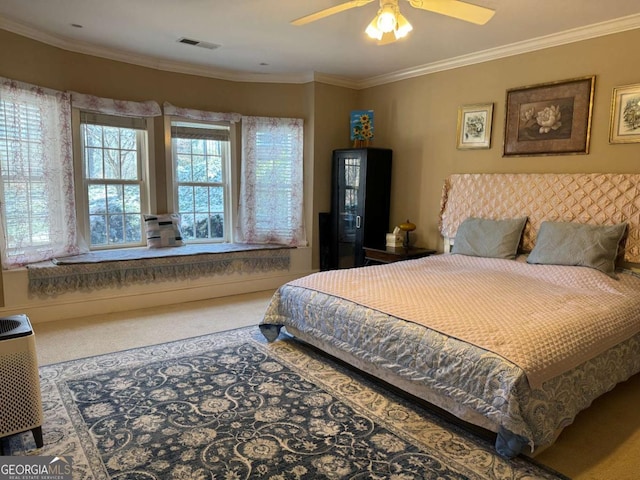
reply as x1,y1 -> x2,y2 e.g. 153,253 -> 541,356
287,254 -> 640,388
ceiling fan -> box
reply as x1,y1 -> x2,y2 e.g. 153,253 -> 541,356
291,0 -> 495,45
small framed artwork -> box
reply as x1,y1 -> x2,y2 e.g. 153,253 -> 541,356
503,76 -> 595,156
456,103 -> 493,149
350,110 -> 374,146
609,83 -> 640,144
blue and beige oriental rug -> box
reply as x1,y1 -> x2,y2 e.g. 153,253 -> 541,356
6,327 -> 567,479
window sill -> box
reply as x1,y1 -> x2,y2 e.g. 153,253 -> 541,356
27,243 -> 292,296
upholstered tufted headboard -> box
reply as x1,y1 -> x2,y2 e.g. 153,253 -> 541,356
439,173 -> 640,263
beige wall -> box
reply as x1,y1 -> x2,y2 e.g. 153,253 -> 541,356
0,29 -> 356,320
358,28 -> 640,250
1,27 -> 639,320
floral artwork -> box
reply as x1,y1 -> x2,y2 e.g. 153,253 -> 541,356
504,76 -> 595,156
609,83 -> 640,144
350,109 -> 374,145
465,113 -> 485,138
457,103 -> 493,149
517,99 -> 573,141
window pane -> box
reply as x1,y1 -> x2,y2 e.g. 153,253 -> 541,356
180,213 -> 195,240
176,154 -> 192,182
120,129 -> 136,149
90,214 -> 107,245
208,155 -> 222,182
88,184 -> 106,214
194,213 -> 209,238
194,186 -> 209,212
193,155 -> 207,182
210,214 -> 224,238
104,149 -> 120,179
106,184 -> 123,214
178,186 -> 194,213
124,214 -> 141,243
171,120 -> 230,242
176,138 -> 192,154
108,214 -> 124,244
81,115 -> 145,248
84,124 -> 103,147
121,151 -> 138,180
103,126 -> 120,149
86,147 -> 104,179
124,185 -> 141,212
210,186 -> 224,211
192,139 -> 205,155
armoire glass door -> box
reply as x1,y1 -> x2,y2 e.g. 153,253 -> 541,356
337,155 -> 360,268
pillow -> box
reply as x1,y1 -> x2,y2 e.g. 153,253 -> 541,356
451,217 -> 527,259
526,221 -> 627,277
144,213 -> 185,248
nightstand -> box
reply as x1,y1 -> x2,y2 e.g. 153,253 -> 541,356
363,246 -> 436,265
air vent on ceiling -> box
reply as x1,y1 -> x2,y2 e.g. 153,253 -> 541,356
177,37 -> 220,50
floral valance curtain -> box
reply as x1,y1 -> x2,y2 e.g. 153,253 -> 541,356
71,92 -> 161,117
0,78 -> 82,268
236,116 -> 306,246
163,102 -> 241,123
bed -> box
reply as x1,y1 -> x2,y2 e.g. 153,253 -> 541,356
259,173 -> 640,458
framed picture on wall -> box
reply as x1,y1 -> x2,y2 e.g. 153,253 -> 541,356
456,103 -> 493,149
503,76 -> 595,156
609,83 -> 640,144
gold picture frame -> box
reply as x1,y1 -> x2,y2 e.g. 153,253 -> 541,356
456,103 -> 493,150
609,83 -> 640,144
503,76 -> 595,157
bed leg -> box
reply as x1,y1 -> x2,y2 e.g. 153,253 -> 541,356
495,427 -> 528,459
259,324 -> 283,342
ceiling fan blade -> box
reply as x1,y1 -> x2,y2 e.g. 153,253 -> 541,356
407,0 -> 495,25
291,0 -> 376,26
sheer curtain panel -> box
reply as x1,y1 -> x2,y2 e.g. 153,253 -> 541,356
237,116 -> 306,246
0,78 -> 81,268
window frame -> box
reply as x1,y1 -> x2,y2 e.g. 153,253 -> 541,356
164,115 -> 237,243
72,109 -> 156,250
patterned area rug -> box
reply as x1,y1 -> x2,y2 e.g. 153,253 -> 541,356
7,327 -> 567,479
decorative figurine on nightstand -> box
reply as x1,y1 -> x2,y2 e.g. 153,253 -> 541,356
398,220 -> 416,248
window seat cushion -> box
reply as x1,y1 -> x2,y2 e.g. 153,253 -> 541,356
27,243 -> 291,296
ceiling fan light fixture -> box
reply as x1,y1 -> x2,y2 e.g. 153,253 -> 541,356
376,6 -> 397,33
394,13 -> 412,39
365,1 -> 413,42
365,17 -> 384,40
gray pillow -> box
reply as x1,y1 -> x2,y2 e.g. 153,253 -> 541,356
526,221 -> 627,277
452,217 -> 527,259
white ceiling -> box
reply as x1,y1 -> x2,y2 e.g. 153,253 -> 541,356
1,0 -> 640,88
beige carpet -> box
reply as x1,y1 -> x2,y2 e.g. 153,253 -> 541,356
32,289 -> 640,480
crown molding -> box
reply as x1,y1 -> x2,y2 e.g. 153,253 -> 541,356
349,13 -> 640,89
2,13 -> 639,90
